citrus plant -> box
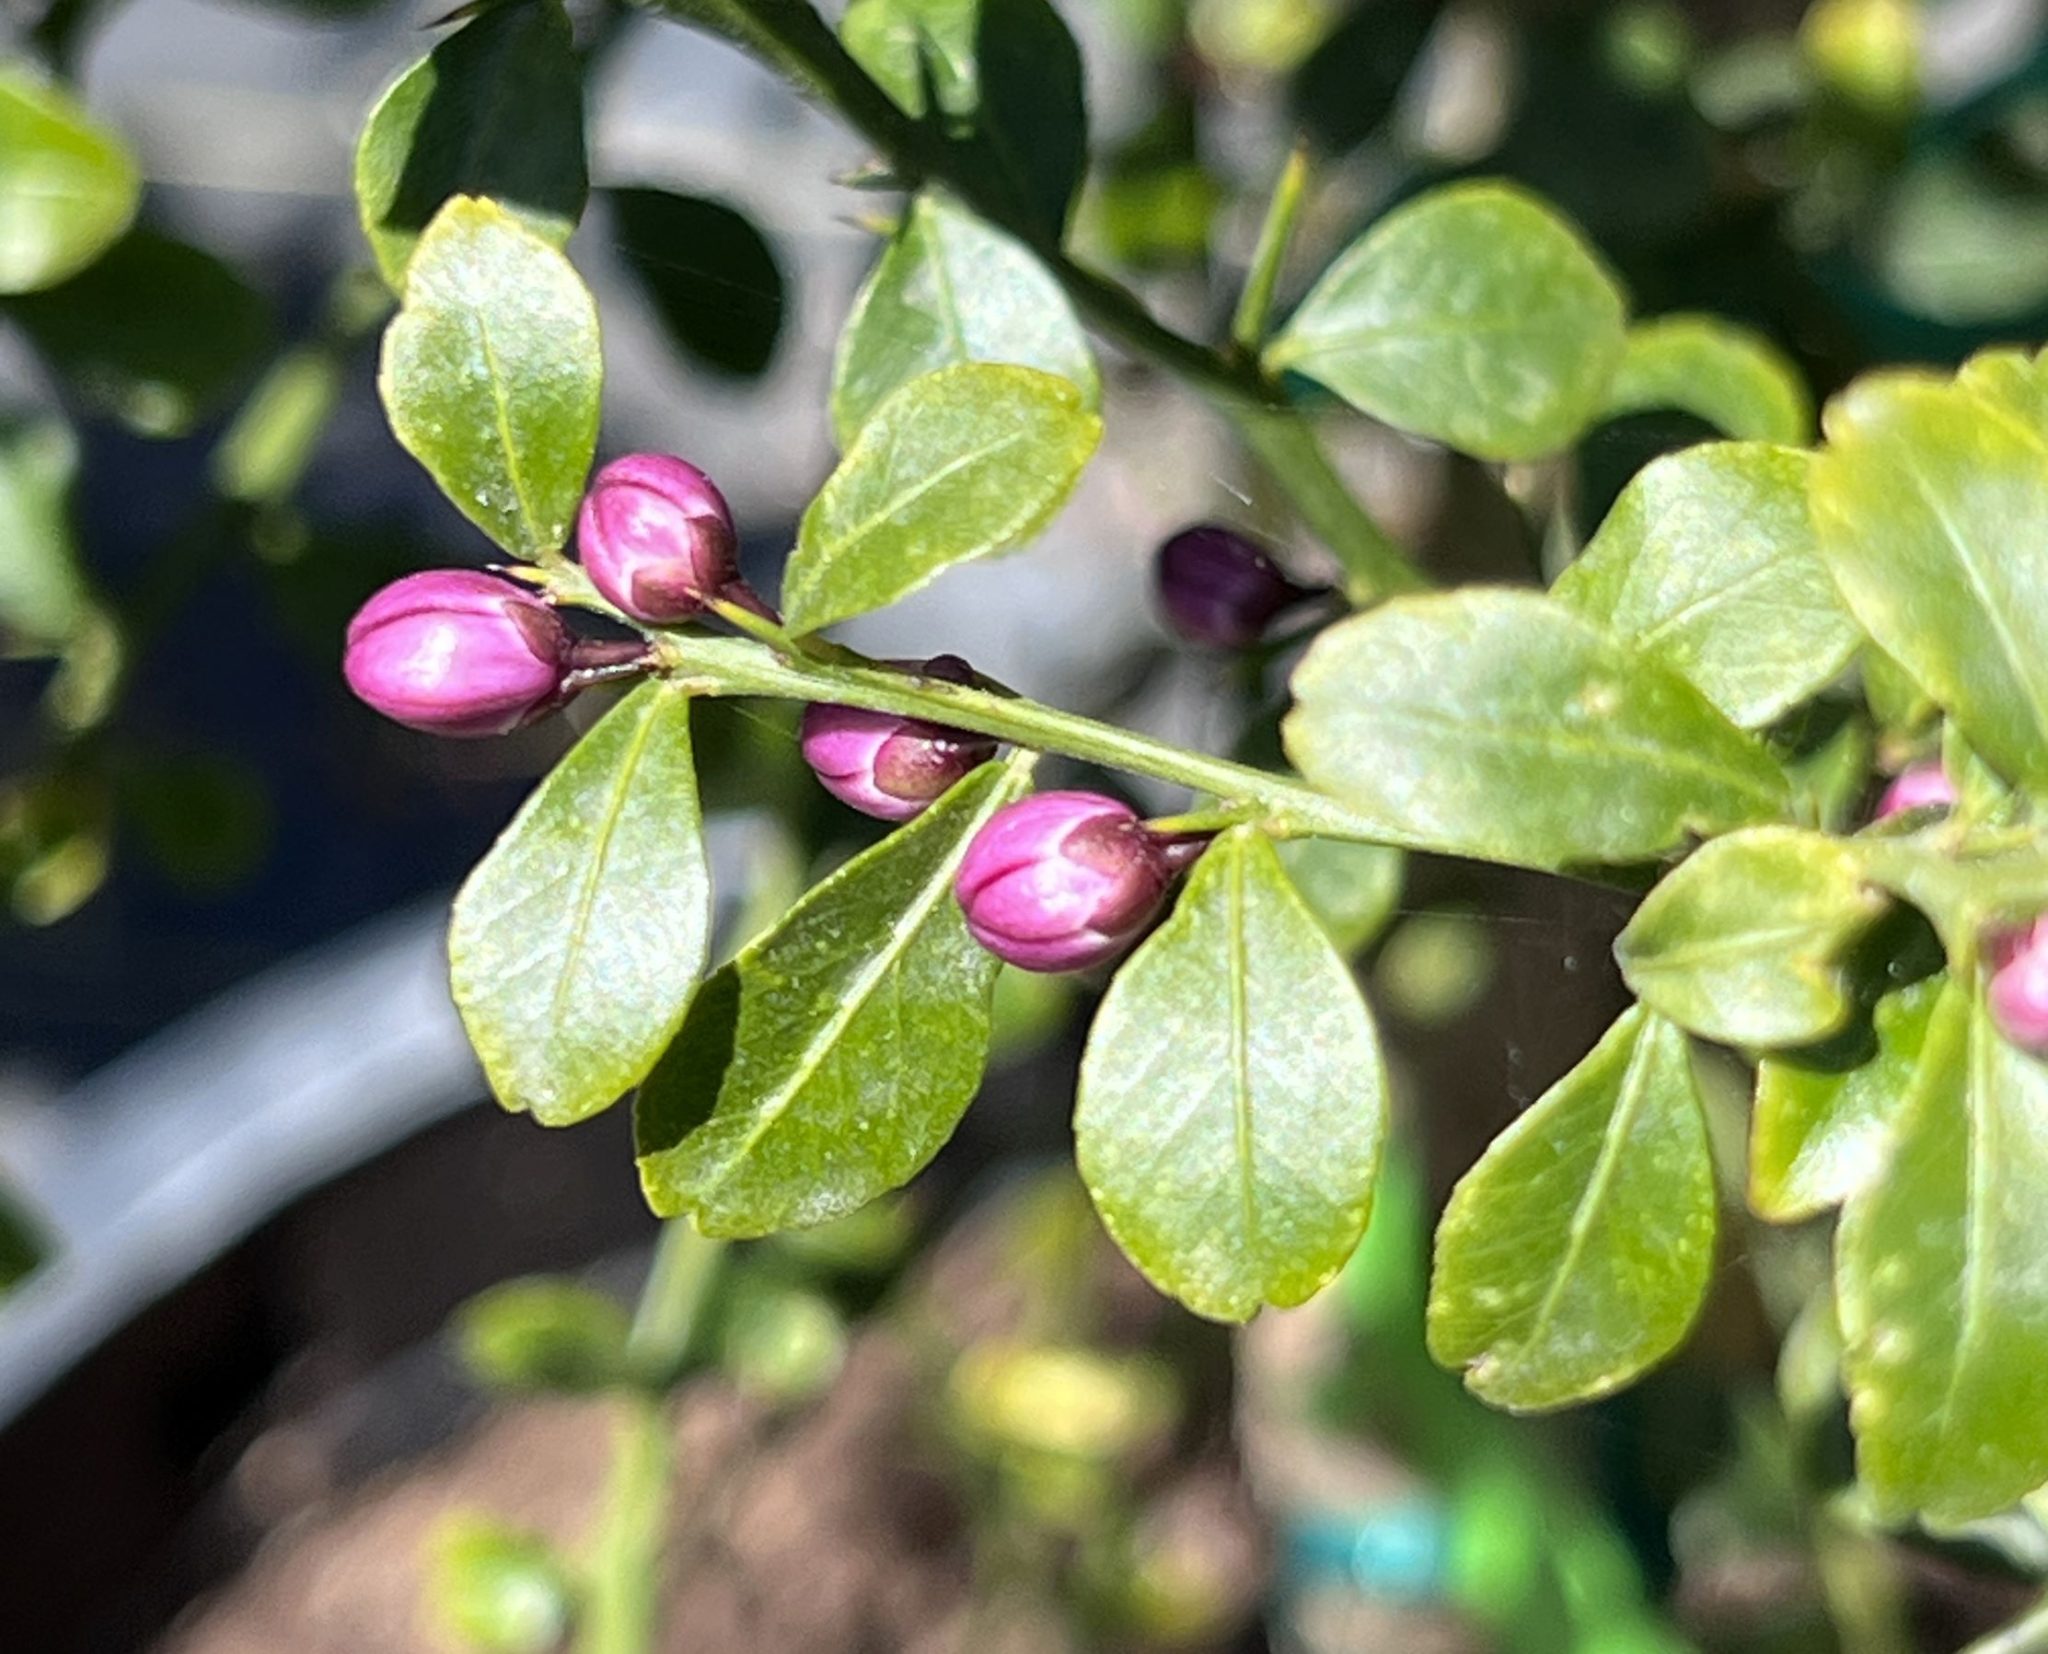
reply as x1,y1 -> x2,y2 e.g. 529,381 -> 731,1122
326,0 -> 2048,1536
16,0 -> 2048,1638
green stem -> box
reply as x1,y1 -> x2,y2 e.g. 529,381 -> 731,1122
574,1395 -> 673,1654
626,1218 -> 727,1388
1229,404 -> 1427,602
1231,139 -> 1310,354
646,626 -> 1421,846
573,1221 -> 727,1654
643,0 -> 1427,603
1854,832 -> 2048,953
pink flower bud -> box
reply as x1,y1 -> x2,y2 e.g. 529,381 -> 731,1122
577,454 -> 740,624
955,791 -> 1175,973
1991,919 -> 2048,1054
344,570 -> 571,737
800,657 -> 998,821
1155,524 -> 1311,650
1875,762 -> 1958,820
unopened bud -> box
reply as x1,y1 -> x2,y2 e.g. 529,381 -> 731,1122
577,454 -> 741,624
800,656 -> 997,821
1874,761 -> 1957,820
1154,525 -> 1311,650
344,569 -> 570,737
955,791 -> 1177,973
1991,919 -> 2048,1054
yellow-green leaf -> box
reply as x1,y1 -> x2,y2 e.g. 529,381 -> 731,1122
1075,827 -> 1387,1322
378,196 -> 601,558
1428,1006 -> 1716,1410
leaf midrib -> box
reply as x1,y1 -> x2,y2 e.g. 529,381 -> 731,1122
1894,446 -> 2048,765
1224,841 -> 1260,1265
830,426 -> 1026,551
544,688 -> 667,1032
691,775 -> 1005,1202
1514,1014 -> 1658,1362
1929,998 -> 1997,1476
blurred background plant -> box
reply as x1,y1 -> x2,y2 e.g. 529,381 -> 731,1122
10,0 -> 2048,1648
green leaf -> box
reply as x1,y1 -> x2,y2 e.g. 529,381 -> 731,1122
1752,973 -> 1943,1222
1075,827 -> 1387,1320
611,187 -> 784,379
1274,836 -> 1404,956
1599,315 -> 1814,444
1265,181 -> 1628,462
353,0 -> 587,290
1427,1006 -> 1716,1410
1556,444 -> 1857,730
456,1276 -> 631,1393
831,192 -> 1096,446
636,755 -> 1031,1236
7,229 -> 273,438
379,195 -> 601,558
450,683 -> 709,1126
842,0 -> 1088,237
1284,589 -> 1791,872
1615,827 -> 1884,1048
0,417 -> 87,648
0,67 -> 140,295
1811,358 -> 2048,791
212,345 -> 343,504
1835,979 -> 2048,1523
784,362 -> 1100,632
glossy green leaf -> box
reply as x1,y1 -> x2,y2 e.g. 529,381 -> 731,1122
1075,827 -> 1387,1322
1836,980 -> 2048,1522
636,755 -> 1030,1236
1600,315 -> 1813,444
1752,973 -> 1943,1222
1556,444 -> 1857,730
1284,589 -> 1791,872
379,196 -> 601,558
456,1276 -> 631,1393
1615,827 -> 1884,1047
353,0 -> 587,290
450,683 -> 709,1127
831,192 -> 1096,446
1812,359 -> 2048,791
785,362 -> 1099,632
1265,182 -> 1628,462
0,418 -> 86,648
7,229 -> 273,438
842,0 -> 1088,236
611,187 -> 784,379
1427,1006 -> 1716,1410
0,68 -> 140,295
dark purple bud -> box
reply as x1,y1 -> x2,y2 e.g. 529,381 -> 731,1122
577,453 -> 741,624
1155,524 -> 1310,650
344,569 -> 571,737
1874,761 -> 1958,820
800,672 -> 998,822
1991,919 -> 2048,1054
955,791 -> 1175,973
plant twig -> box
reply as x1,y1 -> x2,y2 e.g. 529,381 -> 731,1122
576,1221 -> 728,1654
1232,139 -> 1310,355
